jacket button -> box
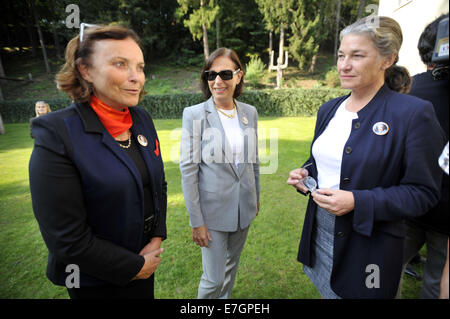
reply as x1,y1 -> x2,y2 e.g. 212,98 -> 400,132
345,146 -> 352,154
337,231 -> 345,237
342,177 -> 351,184
354,122 -> 361,129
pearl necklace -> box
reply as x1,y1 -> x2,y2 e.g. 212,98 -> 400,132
117,131 -> 132,149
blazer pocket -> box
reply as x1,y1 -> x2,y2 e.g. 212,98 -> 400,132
198,189 -> 222,219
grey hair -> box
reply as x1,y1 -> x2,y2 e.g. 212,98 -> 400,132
340,16 -> 403,63
339,16 -> 411,93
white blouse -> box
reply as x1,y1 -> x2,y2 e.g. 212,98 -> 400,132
312,98 -> 358,189
217,108 -> 244,167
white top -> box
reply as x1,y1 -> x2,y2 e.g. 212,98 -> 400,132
439,142 -> 449,175
217,107 -> 244,167
312,98 -> 358,189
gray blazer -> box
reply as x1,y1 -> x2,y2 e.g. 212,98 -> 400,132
180,97 -> 260,232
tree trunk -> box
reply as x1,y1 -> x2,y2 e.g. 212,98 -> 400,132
0,53 -> 6,100
200,0 -> 209,60
269,29 -> 273,53
334,0 -> 341,64
202,23 -> 210,60
0,53 -> 6,85
279,27 -> 285,62
50,0 -> 62,59
31,0 -> 51,73
268,30 -> 273,71
0,113 -> 5,134
276,27 -> 285,89
357,0 -> 366,19
26,23 -> 37,58
21,1 -> 37,57
0,56 -> 4,131
52,24 -> 62,60
216,17 -> 221,48
309,54 -> 317,74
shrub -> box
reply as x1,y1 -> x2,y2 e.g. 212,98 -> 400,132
240,88 -> 348,116
325,66 -> 341,88
245,56 -> 266,87
0,88 -> 349,123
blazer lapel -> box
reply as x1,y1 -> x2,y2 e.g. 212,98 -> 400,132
235,100 -> 251,176
205,97 -> 239,178
101,132 -> 144,189
75,102 -> 144,196
129,109 -> 158,182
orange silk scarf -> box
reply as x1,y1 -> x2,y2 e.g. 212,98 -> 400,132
90,96 -> 132,138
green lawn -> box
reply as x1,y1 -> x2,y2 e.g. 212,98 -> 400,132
0,119 -> 422,299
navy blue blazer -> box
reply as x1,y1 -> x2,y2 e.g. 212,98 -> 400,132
297,84 -> 445,298
29,101 -> 167,287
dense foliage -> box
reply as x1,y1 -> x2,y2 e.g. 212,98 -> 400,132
1,0 -> 379,68
0,88 -> 348,123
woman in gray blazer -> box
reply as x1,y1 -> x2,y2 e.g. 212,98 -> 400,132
180,47 -> 260,299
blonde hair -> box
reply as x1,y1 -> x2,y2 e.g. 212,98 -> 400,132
35,101 -> 51,117
56,25 -> 147,103
340,16 -> 410,93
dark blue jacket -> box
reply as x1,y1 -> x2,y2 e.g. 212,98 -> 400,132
29,102 -> 167,287
297,85 -> 445,298
407,70 -> 449,235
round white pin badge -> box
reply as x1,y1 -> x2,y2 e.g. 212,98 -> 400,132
137,134 -> 148,146
372,122 -> 389,135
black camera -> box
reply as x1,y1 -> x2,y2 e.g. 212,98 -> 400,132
431,17 -> 449,80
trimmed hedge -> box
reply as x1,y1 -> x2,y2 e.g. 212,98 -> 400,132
0,88 -> 348,123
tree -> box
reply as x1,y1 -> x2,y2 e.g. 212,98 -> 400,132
288,1 -> 324,72
0,54 -> 4,102
357,0 -> 367,19
30,0 -> 51,73
176,0 -> 220,60
48,0 -> 64,59
217,0 -> 266,62
334,0 -> 342,64
256,0 -> 292,87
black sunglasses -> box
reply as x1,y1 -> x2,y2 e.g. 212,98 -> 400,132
204,68 -> 240,81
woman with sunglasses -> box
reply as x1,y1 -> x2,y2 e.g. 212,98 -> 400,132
180,47 -> 260,298
29,24 -> 167,299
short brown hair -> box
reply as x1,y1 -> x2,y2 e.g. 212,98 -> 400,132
56,25 -> 146,103
200,47 -> 245,99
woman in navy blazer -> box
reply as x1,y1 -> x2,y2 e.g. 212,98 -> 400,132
29,25 -> 166,298
287,16 -> 445,298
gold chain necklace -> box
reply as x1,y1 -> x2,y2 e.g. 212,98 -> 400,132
117,131 -> 132,149
215,104 -> 236,119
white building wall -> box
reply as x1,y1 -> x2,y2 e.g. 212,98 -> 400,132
378,0 -> 448,75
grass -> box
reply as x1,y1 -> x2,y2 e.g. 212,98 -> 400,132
0,119 -> 423,299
